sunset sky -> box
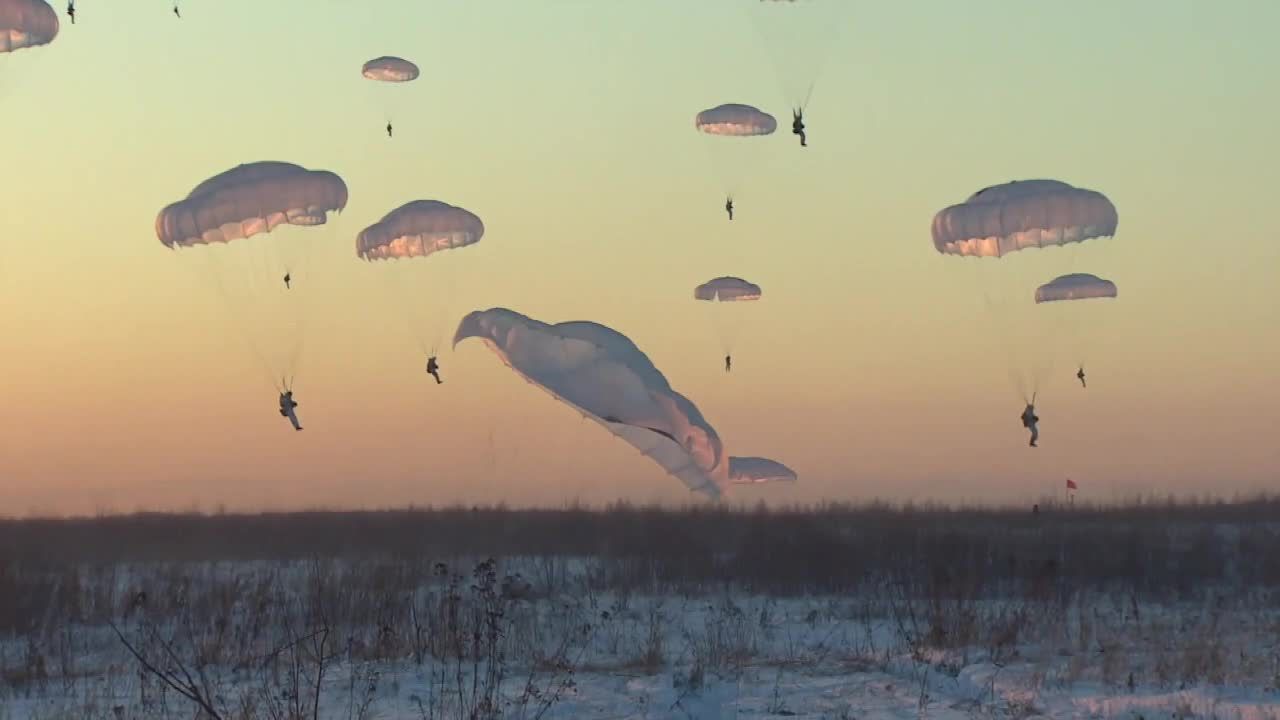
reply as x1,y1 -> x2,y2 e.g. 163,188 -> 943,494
2,0 -> 1277,515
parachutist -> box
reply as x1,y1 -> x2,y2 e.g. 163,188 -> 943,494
66,0 -> 74,24
426,356 -> 442,384
724,354 -> 732,373
791,108 -> 806,147
386,122 -> 393,138
725,196 -> 734,221
1020,403 -> 1039,447
1076,367 -> 1086,389
173,5 -> 180,18
279,391 -> 302,431
283,272 -> 291,289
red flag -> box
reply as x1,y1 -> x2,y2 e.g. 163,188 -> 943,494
1066,478 -> 1078,490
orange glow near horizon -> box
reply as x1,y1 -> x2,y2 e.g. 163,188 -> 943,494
1,0 -> 1277,515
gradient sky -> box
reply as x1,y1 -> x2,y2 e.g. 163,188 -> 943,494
2,0 -> 1277,515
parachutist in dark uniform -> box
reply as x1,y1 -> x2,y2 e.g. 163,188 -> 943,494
725,196 -> 734,221
174,5 -> 181,18
1077,366 -> 1086,388
279,391 -> 302,431
792,108 -> 806,147
283,272 -> 291,289
1021,402 -> 1039,447
724,354 -> 732,373
426,356 -> 442,384
66,1 -> 75,24
386,122 -> 393,138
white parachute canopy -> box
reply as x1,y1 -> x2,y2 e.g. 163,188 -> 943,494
695,276 -> 762,302
1035,273 -> 1119,370
695,103 -> 776,198
361,56 -> 420,83
1034,273 -> 1117,303
358,199 -> 485,356
361,56 -> 419,129
1,0 -> 58,97
728,456 -> 797,485
931,179 -> 1118,402
454,308 -> 797,499
695,103 -> 778,137
357,199 -> 483,261
695,276 -> 761,355
1,0 -> 56,53
932,179 -> 1118,258
156,161 -> 348,392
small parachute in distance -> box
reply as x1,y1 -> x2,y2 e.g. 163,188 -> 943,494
695,104 -> 777,137
695,276 -> 762,302
728,456 -> 797,485
1037,273 -> 1117,389
156,161 -> 348,248
1,0 -> 58,53
1035,273 -> 1117,304
359,200 -> 484,357
361,56 -> 419,83
695,277 -> 762,362
931,179 -> 1118,258
357,200 -> 483,260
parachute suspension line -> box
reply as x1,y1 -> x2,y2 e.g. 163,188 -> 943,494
186,225 -> 314,395
746,0 -> 846,114
427,256 -> 462,358
799,79 -> 816,113
381,268 -> 429,358
188,248 -> 282,394
249,227 -> 311,392
973,257 -> 1054,404
715,301 -> 750,357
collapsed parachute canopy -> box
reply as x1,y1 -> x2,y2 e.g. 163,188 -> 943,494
458,308 -> 796,499
454,308 -> 727,497
361,56 -> 419,83
932,180 -> 1118,258
728,456 -> 797,485
695,276 -> 762,302
0,0 -> 57,53
156,162 -> 348,249
357,200 -> 484,261
696,104 -> 777,137
1035,273 -> 1117,304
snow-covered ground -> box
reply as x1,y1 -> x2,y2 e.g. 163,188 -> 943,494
2,555 -> 1278,719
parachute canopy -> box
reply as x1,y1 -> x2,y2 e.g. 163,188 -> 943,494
695,276 -> 762,302
1035,273 -> 1117,304
696,104 -> 777,137
357,200 -> 484,261
455,308 -> 732,498
361,56 -> 419,83
156,162 -> 348,249
728,456 -> 797,485
456,308 -> 797,497
932,180 -> 1118,258
1,0 -> 57,53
